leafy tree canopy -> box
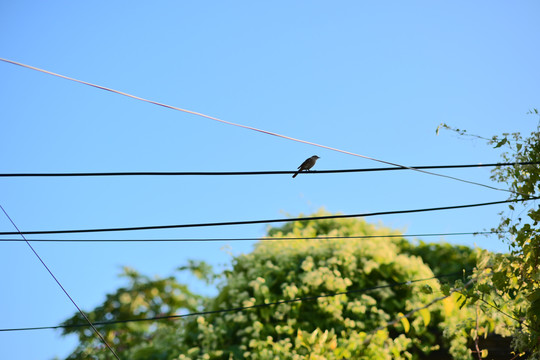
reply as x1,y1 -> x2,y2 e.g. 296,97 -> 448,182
61,212 -> 512,359
441,109 -> 540,358
60,266 -> 204,359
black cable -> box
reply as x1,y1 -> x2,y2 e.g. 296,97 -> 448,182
3,58 -> 534,197
0,271 -> 463,332
0,231 -> 500,242
476,297 -> 529,329
0,58 -> 525,197
454,291 -> 529,330
0,197 -> 535,236
0,162 -> 537,177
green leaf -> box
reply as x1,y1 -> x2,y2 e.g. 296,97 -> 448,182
418,308 -> 431,327
481,349 -> 488,358
309,329 -> 319,344
477,284 -> 492,294
494,138 -> 508,148
397,312 -> 410,333
527,291 -> 540,322
527,289 -> 540,302
458,295 -> 468,309
441,284 -> 451,296
492,270 -> 508,290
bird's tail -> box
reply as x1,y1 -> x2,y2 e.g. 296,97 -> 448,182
292,172 -> 298,178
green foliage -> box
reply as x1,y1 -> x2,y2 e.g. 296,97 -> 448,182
441,111 -> 540,358
396,240 -> 477,280
61,266 -> 205,360
487,113 -> 540,357
178,260 -> 219,285
177,214 -> 443,359
61,212 -> 512,359
173,214 -> 511,359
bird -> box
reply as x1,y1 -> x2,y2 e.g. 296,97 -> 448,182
292,155 -> 320,178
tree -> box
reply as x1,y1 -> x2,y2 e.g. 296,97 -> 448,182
440,110 -> 540,358
60,266 -> 204,360
61,213 -> 510,359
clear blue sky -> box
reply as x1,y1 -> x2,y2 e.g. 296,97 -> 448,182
1,1 -> 539,359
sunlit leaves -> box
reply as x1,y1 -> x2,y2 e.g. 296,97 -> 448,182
448,110 -> 540,357
175,214 -> 485,359
60,208 -> 517,359
396,312 -> 410,333
418,308 -> 431,327
60,266 -> 205,360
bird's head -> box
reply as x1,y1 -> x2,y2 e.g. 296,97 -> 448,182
312,155 -> 320,159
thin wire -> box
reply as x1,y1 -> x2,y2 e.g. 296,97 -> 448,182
472,295 -> 529,330
0,204 -> 121,360
0,162 -> 537,177
0,272 -> 461,332
0,58 -> 522,196
0,197 -> 535,236
0,231 -> 500,242
369,293 -> 452,334
363,277 -> 476,345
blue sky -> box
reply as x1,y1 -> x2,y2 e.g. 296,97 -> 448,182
1,1 -> 539,359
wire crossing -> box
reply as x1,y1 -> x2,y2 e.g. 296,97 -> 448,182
0,58 -> 523,195
0,271 -> 462,332
0,197 -> 535,236
0,162 -> 537,177
0,204 -> 121,360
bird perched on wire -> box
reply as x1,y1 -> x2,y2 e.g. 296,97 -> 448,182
292,155 -> 320,178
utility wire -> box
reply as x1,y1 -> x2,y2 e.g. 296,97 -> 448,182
476,296 -> 529,329
0,204 -> 121,360
0,162 -> 537,177
363,276 -> 476,345
0,58 -> 522,196
0,272 -> 461,332
454,290 -> 529,330
0,231 -> 500,242
0,197 -> 535,236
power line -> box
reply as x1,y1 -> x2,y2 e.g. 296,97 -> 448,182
363,276 -> 476,345
454,290 -> 529,330
0,231 -> 500,242
476,296 -> 529,329
0,271 -> 462,332
0,204 -> 121,360
0,58 -> 522,196
0,162 -> 537,177
0,197 -> 535,236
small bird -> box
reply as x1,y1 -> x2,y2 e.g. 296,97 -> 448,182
292,155 -> 320,178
